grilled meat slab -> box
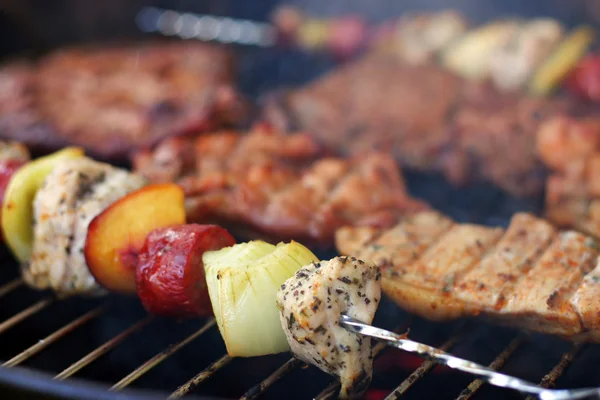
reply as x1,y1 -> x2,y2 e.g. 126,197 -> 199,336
264,52 -> 576,197
0,42 -> 246,160
336,211 -> 600,342
133,127 -> 427,246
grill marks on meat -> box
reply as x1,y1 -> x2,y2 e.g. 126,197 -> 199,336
24,157 -> 146,295
0,42 -> 246,160
457,214 -> 556,311
133,127 -> 428,246
335,211 -> 600,341
265,53 -> 577,197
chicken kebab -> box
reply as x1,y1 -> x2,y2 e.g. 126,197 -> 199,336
0,128 -> 415,312
0,139 -> 384,398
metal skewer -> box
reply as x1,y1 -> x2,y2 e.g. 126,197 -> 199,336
341,315 -> 600,400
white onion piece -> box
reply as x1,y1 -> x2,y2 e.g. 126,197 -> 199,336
204,241 -> 319,357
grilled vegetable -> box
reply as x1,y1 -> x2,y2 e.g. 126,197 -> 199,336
489,18 -> 564,91
0,142 -> 31,241
529,26 -> 595,96
1,147 -> 84,263
136,224 -> 236,318
441,20 -> 521,80
204,241 -> 319,357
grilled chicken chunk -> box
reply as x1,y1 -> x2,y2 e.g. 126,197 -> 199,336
277,257 -> 381,399
336,211 -> 600,342
24,157 -> 146,295
133,126 -> 427,246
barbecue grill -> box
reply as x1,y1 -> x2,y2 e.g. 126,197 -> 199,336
2,1 -> 600,399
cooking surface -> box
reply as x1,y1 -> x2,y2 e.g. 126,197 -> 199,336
0,169 -> 588,400
2,1 -> 600,399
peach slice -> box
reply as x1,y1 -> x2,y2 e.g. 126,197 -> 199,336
84,183 -> 186,294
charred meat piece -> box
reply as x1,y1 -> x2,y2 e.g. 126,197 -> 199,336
0,42 -> 246,160
133,126 -> 427,246
264,52 -> 576,197
24,157 -> 146,296
277,256 -> 381,399
0,63 -> 62,151
265,54 -> 461,172
538,116 -> 600,237
442,83 -> 572,195
336,211 -> 600,342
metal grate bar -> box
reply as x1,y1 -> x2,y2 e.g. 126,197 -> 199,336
0,297 -> 54,335
455,335 -> 527,400
0,278 -> 23,298
239,357 -> 302,400
383,329 -> 466,400
54,316 -> 154,380
524,344 -> 586,400
111,318 -> 217,391
169,354 -> 233,399
3,306 -> 105,367
314,340 -> 389,400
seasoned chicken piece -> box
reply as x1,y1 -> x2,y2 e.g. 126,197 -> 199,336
23,157 -> 146,295
336,211 -> 600,342
277,257 -> 381,399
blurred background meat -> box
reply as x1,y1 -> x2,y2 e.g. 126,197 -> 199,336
133,125 -> 428,246
0,41 -> 247,160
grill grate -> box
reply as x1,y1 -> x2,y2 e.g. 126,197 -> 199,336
0,171 -> 596,399
0,295 -> 591,400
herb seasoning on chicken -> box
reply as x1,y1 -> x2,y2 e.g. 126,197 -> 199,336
23,157 -> 146,296
276,256 -> 381,399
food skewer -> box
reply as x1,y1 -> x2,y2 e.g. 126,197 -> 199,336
341,315 -> 599,400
